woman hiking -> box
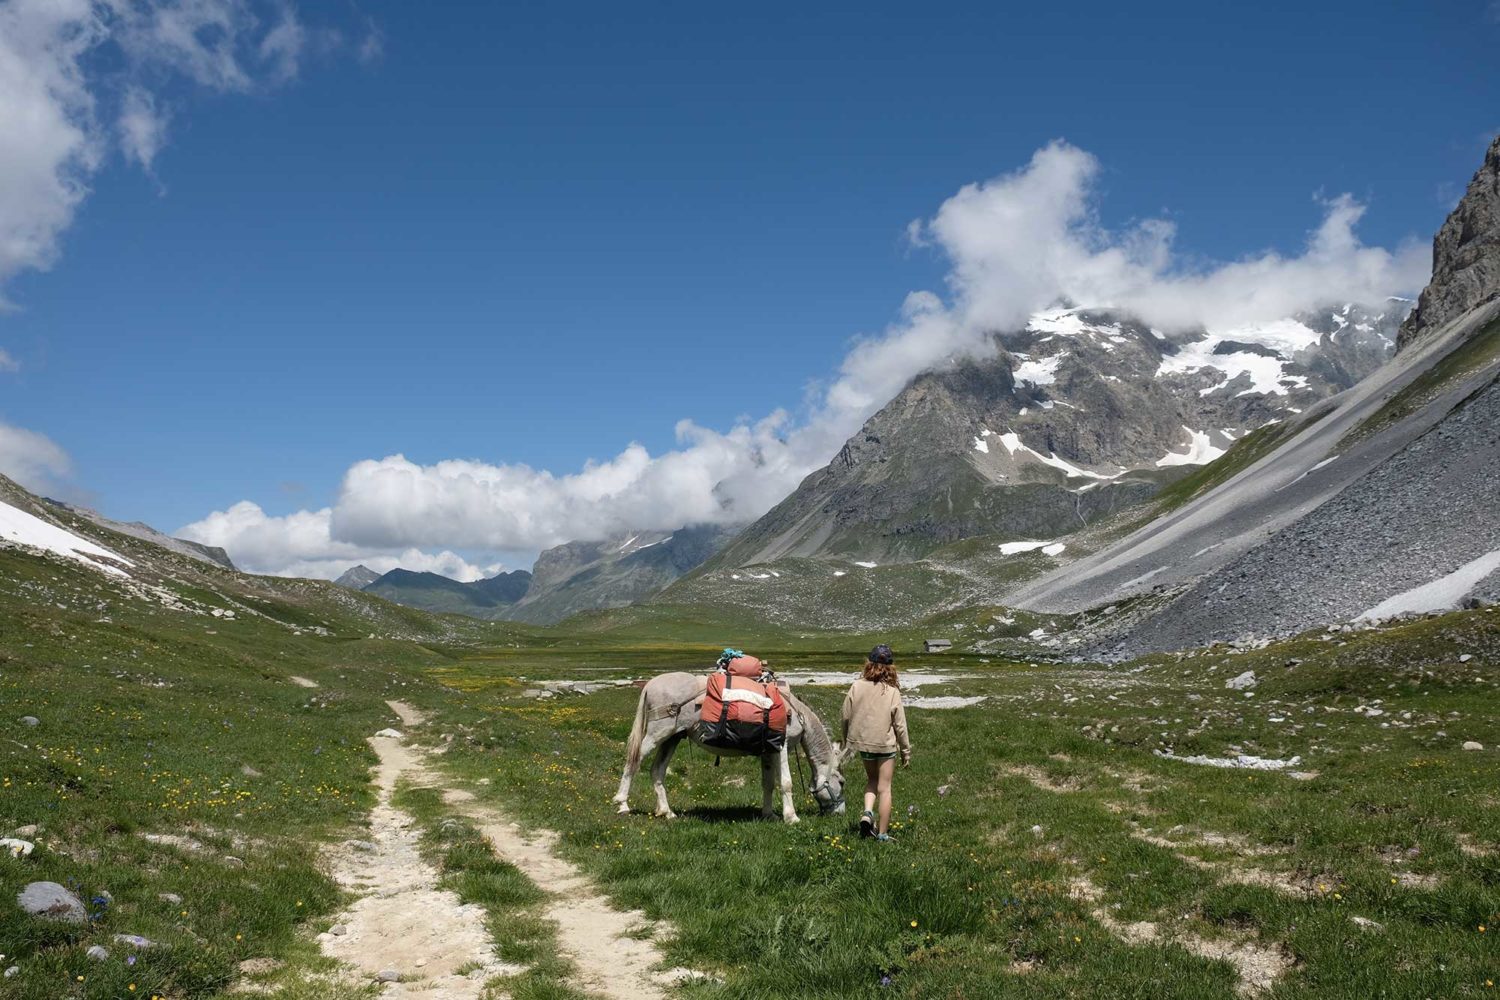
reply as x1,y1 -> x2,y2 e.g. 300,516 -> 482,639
841,644 -> 911,841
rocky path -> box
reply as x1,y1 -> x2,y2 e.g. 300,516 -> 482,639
317,700 -> 682,1000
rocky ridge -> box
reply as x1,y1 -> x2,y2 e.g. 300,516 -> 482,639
1398,135 -> 1500,351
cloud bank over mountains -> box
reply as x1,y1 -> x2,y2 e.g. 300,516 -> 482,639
179,141 -> 1431,579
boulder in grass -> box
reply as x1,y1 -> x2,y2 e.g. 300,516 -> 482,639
1225,670 -> 1258,691
373,728 -> 403,740
17,881 -> 86,924
1,838 -> 34,859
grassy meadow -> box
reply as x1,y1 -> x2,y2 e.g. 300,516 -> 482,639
412,614 -> 1499,1000
1,534 -> 1497,999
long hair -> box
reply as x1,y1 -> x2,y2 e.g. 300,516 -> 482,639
862,659 -> 899,688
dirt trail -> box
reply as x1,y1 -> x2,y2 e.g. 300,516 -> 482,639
319,713 -> 518,997
317,699 -> 682,1000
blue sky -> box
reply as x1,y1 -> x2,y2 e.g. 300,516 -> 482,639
1,0 -> 1497,578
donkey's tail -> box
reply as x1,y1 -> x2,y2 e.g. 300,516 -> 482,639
624,684 -> 650,771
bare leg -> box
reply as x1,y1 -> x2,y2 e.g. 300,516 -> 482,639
875,757 -> 895,834
778,746 -> 799,824
863,757 -> 879,815
613,729 -> 662,813
761,754 -> 776,818
651,733 -> 684,818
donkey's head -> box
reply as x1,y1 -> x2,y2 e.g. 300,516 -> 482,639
812,743 -> 852,814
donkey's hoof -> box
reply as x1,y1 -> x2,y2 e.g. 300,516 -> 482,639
615,802 -> 630,814
784,815 -> 801,825
654,809 -> 677,820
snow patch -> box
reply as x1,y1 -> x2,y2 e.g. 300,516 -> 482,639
781,671 -> 972,689
972,436 -> 990,454
998,431 -> 1119,480
905,695 -> 988,710
1158,319 -> 1321,398
1041,543 -> 1067,557
0,500 -> 133,577
1156,427 -> 1226,467
854,561 -> 878,569
1013,354 -> 1062,386
1155,751 -> 1302,771
1356,549 -> 1500,621
999,540 -> 1051,555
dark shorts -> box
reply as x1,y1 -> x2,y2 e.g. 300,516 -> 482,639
859,750 -> 898,762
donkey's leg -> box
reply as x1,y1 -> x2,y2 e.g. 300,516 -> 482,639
651,732 -> 685,819
761,755 -> 776,818
613,726 -> 664,813
778,745 -> 800,824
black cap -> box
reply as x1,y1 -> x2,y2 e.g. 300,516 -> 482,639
869,644 -> 894,664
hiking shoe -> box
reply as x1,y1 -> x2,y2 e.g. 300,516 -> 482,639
859,810 -> 875,838
875,832 -> 895,843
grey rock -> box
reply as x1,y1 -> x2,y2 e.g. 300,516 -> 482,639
348,840 -> 377,853
1462,741 -> 1484,751
3,966 -> 17,978
113,933 -> 157,949
376,968 -> 401,983
86,945 -> 109,961
1399,135 -> 1500,351
329,923 -> 347,936
1225,670 -> 1258,691
17,881 -> 86,923
19,716 -> 38,727
222,856 -> 245,868
12,825 -> 37,837
240,764 -> 263,778
158,893 -> 183,905
333,564 -> 382,590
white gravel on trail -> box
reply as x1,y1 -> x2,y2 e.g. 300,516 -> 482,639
320,710 -> 519,997
319,699 -> 689,1000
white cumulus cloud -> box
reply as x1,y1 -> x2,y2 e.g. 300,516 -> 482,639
187,140 -> 1433,578
176,501 -> 506,581
0,0 -> 359,297
0,420 -> 73,495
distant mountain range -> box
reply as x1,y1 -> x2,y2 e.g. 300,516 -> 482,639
335,523 -> 741,625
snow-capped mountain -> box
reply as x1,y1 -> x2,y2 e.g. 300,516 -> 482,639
1007,134 -> 1500,655
706,301 -> 1406,568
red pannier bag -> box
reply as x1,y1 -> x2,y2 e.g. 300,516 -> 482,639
697,669 -> 788,753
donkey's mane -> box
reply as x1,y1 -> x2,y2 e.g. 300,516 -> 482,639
785,690 -> 833,768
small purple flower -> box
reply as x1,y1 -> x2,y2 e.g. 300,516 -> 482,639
127,955 -> 137,966
879,975 -> 892,987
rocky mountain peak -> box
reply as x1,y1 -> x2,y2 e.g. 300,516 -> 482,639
334,564 -> 382,590
1398,134 -> 1500,351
